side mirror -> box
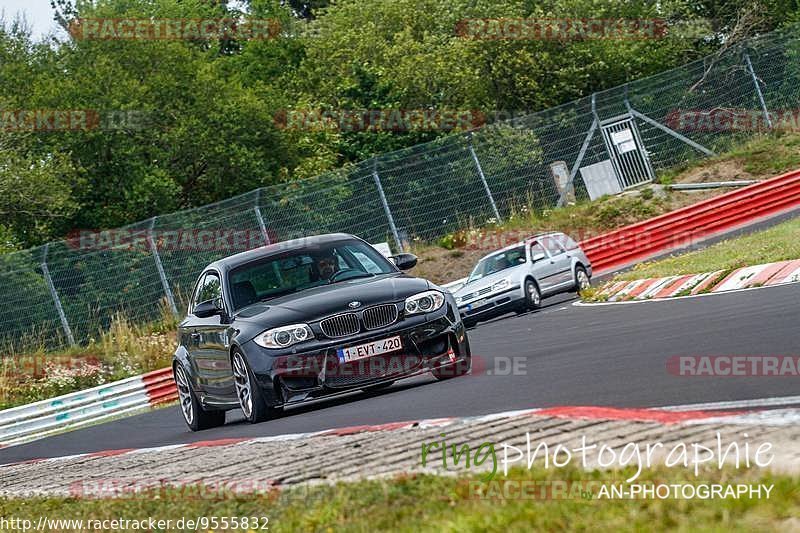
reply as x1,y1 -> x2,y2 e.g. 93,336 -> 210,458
194,299 -> 223,318
532,253 -> 546,263
391,253 -> 418,270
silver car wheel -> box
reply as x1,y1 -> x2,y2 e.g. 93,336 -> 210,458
174,366 -> 194,426
527,280 -> 540,306
232,352 -> 253,418
577,269 -> 591,291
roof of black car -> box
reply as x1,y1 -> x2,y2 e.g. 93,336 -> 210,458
206,233 -> 358,272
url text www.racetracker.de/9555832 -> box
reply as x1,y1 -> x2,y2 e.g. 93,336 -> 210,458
0,515 -> 270,532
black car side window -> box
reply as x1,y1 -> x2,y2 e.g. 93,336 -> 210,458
194,272 -> 222,308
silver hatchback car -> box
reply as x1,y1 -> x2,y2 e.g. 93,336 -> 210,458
452,232 -> 592,326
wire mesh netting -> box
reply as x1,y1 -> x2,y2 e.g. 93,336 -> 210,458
1,28 -> 799,351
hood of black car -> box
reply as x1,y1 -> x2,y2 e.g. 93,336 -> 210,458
234,273 -> 431,332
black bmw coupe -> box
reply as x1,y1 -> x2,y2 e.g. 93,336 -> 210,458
173,233 -> 471,430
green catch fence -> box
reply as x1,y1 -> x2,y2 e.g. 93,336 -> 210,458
1,27 -> 799,351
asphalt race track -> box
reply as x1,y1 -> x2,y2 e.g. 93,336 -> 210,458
2,283 -> 798,464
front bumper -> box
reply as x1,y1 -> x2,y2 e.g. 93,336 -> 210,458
457,286 -> 523,320
240,302 -> 469,406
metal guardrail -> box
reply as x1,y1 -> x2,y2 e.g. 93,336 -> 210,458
667,181 -> 758,190
0,368 -> 176,449
580,170 -> 800,273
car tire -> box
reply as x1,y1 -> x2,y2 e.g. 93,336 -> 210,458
174,364 -> 226,431
524,278 -> 541,310
232,349 -> 278,424
573,266 -> 591,293
362,381 -> 394,392
432,339 -> 472,381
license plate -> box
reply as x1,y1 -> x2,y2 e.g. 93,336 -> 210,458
467,299 -> 488,311
337,336 -> 403,363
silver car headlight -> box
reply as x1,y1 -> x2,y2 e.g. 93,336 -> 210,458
404,290 -> 445,315
254,324 -> 314,349
492,277 -> 512,292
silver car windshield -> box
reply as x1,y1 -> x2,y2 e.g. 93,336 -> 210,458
467,246 -> 526,283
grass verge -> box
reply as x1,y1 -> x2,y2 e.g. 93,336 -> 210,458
0,465 -> 797,532
615,216 -> 800,281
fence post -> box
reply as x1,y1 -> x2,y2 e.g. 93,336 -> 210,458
253,206 -> 270,246
558,94 -> 598,207
253,190 -> 271,246
41,244 -> 76,346
743,50 -> 772,129
371,162 -> 404,252
467,132 -> 501,222
148,217 -> 178,316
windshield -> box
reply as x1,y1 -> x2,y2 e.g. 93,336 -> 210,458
228,240 -> 395,310
467,246 -> 526,283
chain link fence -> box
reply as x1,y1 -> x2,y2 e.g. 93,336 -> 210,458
1,27 -> 799,352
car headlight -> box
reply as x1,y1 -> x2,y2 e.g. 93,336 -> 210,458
404,290 -> 445,315
492,277 -> 511,292
254,324 -> 314,349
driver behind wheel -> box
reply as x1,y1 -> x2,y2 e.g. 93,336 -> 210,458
315,250 -> 340,281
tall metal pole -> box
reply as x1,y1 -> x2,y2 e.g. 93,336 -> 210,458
254,206 -> 270,245
590,92 -> 600,124
558,94 -> 599,207
743,51 -> 772,129
558,118 -> 597,207
41,244 -> 76,346
253,188 -> 270,245
371,162 -> 404,252
467,132 -> 501,222
148,217 -> 178,316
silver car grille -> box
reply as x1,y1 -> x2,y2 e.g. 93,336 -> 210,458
319,313 -> 360,338
362,304 -> 398,330
461,285 -> 494,302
